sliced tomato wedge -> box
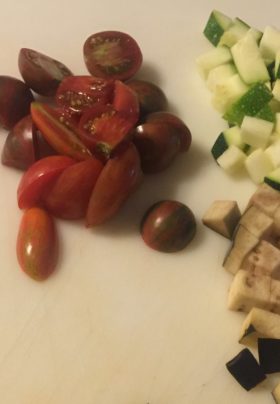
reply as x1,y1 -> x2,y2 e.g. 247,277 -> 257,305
56,75 -> 114,114
31,102 -> 92,161
78,104 -> 134,159
113,80 -> 139,126
83,31 -> 142,81
86,143 -> 142,226
17,155 -> 76,209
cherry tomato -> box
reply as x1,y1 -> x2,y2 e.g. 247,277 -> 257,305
56,75 -> 114,114
45,158 -> 103,220
113,80 -> 139,126
126,79 -> 168,117
78,104 -> 134,159
17,155 -> 76,209
18,48 -> 72,97
33,130 -> 57,160
1,115 -> 35,170
17,207 -> 58,281
145,111 -> 192,152
83,31 -> 143,81
31,102 -> 92,161
141,200 -> 196,252
86,143 -> 142,226
133,122 -> 181,173
0,76 -> 34,129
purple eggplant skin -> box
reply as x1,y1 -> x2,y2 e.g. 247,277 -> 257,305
0,76 -> 34,130
18,48 -> 73,97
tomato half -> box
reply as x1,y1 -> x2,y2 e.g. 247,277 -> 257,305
78,104 -> 134,159
86,143 -> 142,226
17,207 -> 58,281
31,102 -> 92,161
56,75 -> 114,114
45,158 -> 103,220
17,155 -> 76,209
18,48 -> 72,97
83,31 -> 143,80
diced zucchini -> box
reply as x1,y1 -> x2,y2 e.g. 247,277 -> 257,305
216,144 -> 246,172
267,61 -> 276,81
203,10 -> 232,46
196,46 -> 233,79
275,50 -> 280,79
241,116 -> 274,148
212,74 -> 249,113
223,82 -> 273,126
273,79 -> 280,101
245,149 -> 274,184
218,17 -> 250,47
206,63 -> 236,92
265,140 -> 280,168
248,27 -> 263,43
211,125 -> 246,160
265,167 -> 280,191
276,113 -> 280,134
255,104 -> 275,122
260,26 -> 280,60
231,33 -> 269,84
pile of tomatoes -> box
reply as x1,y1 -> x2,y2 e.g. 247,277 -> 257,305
0,30 -> 194,281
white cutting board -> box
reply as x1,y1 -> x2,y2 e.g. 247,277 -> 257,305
0,0 -> 279,403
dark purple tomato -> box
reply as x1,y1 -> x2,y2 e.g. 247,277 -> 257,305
141,200 -> 196,252
133,122 -> 181,173
145,111 -> 192,152
83,31 -> 143,80
1,115 -> 35,170
126,79 -> 168,117
18,48 -> 72,97
0,76 -> 34,130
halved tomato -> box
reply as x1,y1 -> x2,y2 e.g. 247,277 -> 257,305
83,31 -> 142,81
86,143 -> 142,226
56,75 -> 114,114
31,102 -> 92,161
44,158 -> 103,220
17,155 -> 76,209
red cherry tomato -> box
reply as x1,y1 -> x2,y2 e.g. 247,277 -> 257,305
113,80 -> 139,126
83,31 -> 143,81
86,143 -> 142,226
141,200 -> 196,252
17,155 -> 76,209
56,75 -> 114,114
17,207 -> 58,281
44,158 -> 104,220
31,102 -> 92,161
18,48 -> 72,97
78,104 -> 134,159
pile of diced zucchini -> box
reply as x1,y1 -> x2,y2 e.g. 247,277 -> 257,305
197,10 -> 280,189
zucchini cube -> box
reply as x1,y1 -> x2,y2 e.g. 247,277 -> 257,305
258,338 -> 280,373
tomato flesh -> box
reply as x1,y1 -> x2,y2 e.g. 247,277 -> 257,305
113,80 -> 139,126
56,75 -> 114,114
31,102 -> 92,161
17,207 -> 58,281
17,155 -> 76,209
141,200 -> 196,252
83,31 -> 142,80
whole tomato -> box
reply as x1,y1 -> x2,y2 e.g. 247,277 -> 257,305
17,207 -> 58,281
